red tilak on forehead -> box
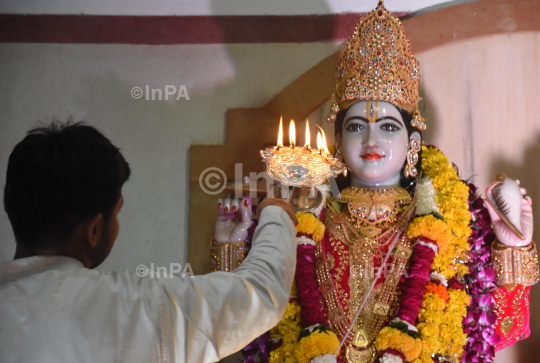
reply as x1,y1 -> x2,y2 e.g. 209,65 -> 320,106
367,100 -> 378,123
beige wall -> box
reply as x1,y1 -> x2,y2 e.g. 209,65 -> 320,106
0,42 -> 341,271
0,0 -> 471,15
420,32 -> 540,361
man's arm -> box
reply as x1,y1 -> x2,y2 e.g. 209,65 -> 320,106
157,205 -> 297,363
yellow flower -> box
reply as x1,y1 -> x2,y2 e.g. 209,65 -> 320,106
269,300 -> 302,363
295,329 -> 340,363
417,322 -> 439,339
296,212 -> 326,243
420,336 -> 440,358
407,215 -> 452,252
374,327 -> 423,361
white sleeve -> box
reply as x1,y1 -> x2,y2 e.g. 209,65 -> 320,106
156,205 -> 297,363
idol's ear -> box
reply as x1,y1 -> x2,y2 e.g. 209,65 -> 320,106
409,130 -> 421,144
335,133 -> 343,148
334,133 -> 343,160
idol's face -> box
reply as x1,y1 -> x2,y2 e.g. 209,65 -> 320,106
339,100 -> 416,187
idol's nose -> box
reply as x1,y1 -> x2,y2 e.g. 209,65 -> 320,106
363,124 -> 379,150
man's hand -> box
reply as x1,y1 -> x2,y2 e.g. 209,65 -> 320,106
256,198 -> 298,226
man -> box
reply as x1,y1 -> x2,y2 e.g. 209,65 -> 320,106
0,121 -> 298,363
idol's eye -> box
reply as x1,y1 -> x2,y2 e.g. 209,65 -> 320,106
380,123 -> 401,132
346,123 -> 365,132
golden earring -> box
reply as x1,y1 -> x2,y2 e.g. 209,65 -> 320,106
335,147 -> 342,160
404,139 -> 421,178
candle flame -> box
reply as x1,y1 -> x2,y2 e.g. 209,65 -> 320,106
316,132 -> 323,151
316,125 -> 330,154
277,116 -> 283,147
304,119 -> 311,148
289,120 -> 296,147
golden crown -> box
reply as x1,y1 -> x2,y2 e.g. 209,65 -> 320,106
327,0 -> 426,131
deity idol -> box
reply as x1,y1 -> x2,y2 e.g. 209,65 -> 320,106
209,2 -> 539,363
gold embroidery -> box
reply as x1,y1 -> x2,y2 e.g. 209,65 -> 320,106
500,316 -> 514,337
496,285 -> 528,349
494,288 -> 507,318
316,243 -> 351,340
330,236 -> 350,309
327,252 -> 336,269
317,189 -> 414,363
491,240 -> 539,287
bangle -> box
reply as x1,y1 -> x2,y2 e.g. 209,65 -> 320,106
491,239 -> 539,287
209,239 -> 248,272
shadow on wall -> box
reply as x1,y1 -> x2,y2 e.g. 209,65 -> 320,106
209,0 -> 336,124
72,70 -> 192,272
418,84 -> 439,151
489,131 -> 540,362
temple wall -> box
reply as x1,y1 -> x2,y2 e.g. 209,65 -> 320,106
421,32 -> 540,362
0,41 -> 341,270
0,0 -> 468,15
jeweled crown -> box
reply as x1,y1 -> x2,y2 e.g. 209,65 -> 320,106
327,0 -> 426,131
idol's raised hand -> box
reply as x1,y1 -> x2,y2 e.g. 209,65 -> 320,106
215,196 -> 253,243
486,178 -> 533,247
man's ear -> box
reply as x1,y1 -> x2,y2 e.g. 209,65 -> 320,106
87,213 -> 104,247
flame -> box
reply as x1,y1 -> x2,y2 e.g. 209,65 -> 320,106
277,116 -> 283,147
317,125 -> 330,154
304,119 -> 311,148
316,132 -> 323,151
289,120 -> 296,147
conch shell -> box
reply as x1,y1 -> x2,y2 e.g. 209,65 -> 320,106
486,173 -> 526,240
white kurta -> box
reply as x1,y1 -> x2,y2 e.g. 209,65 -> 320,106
0,205 -> 297,363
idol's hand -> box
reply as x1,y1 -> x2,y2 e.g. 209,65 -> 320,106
215,195 -> 253,243
486,179 -> 533,247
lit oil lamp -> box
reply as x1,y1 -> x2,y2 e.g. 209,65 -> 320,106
260,117 -> 346,211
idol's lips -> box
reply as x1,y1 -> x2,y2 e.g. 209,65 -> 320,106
361,153 -> 384,160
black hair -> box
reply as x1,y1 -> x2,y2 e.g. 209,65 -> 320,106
3,119 -> 131,250
333,104 -> 422,194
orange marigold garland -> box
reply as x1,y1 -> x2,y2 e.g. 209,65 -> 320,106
375,146 -> 472,362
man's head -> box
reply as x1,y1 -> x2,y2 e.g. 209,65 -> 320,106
4,120 -> 130,268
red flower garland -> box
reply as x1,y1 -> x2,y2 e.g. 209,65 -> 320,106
295,242 -> 328,327
396,237 -> 438,326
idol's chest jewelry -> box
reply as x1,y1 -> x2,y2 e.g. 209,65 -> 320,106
317,187 -> 414,363
338,187 -> 412,222
328,187 -> 413,246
